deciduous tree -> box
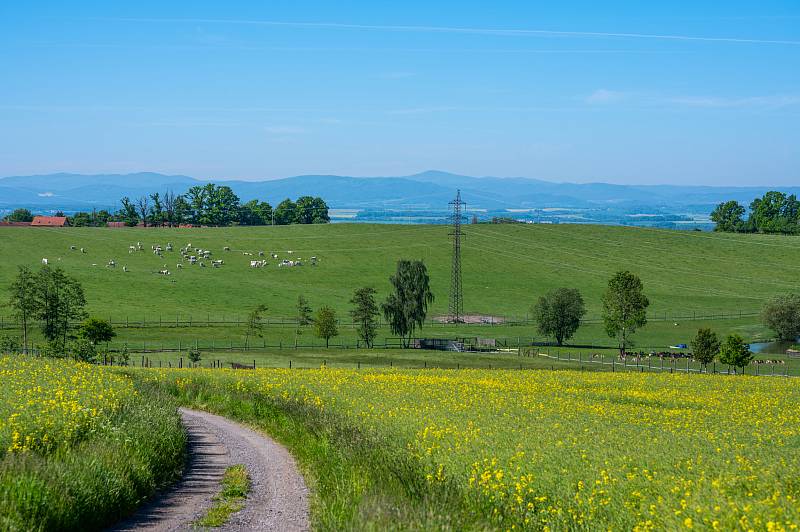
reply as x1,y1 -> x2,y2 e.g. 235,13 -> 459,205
532,288 -> 586,346
79,318 -> 116,345
382,260 -> 434,348
710,200 -> 746,232
245,304 -> 268,348
8,266 -> 37,353
761,293 -> 800,341
691,328 -> 720,371
314,306 -> 339,348
718,334 -> 753,374
350,287 -> 380,347
602,271 -> 649,355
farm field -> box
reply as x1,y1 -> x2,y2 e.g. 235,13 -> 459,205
147,366 -> 800,530
0,223 -> 793,351
1,223 -> 796,317
0,356 -> 184,531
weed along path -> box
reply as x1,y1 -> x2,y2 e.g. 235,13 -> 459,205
111,408 -> 309,532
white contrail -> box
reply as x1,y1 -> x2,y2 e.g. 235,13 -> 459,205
93,17 -> 800,45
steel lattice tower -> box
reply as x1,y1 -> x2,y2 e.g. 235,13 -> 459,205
448,190 -> 466,323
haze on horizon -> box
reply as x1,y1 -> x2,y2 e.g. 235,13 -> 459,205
0,1 -> 798,186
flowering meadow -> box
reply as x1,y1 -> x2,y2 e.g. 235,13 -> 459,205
0,357 -> 184,531
154,367 -> 800,530
0,356 -> 132,455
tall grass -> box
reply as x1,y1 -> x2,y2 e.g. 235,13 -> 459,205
146,368 -> 800,530
0,359 -> 185,531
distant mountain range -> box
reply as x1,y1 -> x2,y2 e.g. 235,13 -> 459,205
0,170 -> 797,213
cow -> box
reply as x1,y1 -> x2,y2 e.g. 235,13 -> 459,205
41,258 -> 48,265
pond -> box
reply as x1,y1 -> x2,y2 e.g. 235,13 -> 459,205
749,340 -> 797,354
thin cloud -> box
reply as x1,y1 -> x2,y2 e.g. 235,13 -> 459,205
263,125 -> 306,134
91,17 -> 800,45
584,90 -> 800,109
666,95 -> 800,108
585,89 -> 628,104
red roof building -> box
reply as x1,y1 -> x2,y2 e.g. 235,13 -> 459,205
0,221 -> 32,226
107,221 -> 127,228
31,216 -> 69,227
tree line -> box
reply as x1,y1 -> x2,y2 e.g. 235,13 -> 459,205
119,184 -> 329,227
243,259 -> 434,353
533,272 -> 800,372
711,191 -> 800,234
5,261 -> 798,373
2,184 -> 330,227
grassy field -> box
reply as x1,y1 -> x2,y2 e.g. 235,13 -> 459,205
0,357 -> 185,531
145,366 -> 800,530
1,223 -> 795,317
0,223 -> 792,350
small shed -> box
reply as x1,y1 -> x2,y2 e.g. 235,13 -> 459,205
31,216 -> 68,227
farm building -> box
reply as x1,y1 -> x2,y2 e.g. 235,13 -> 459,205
31,216 -> 69,227
107,221 -> 127,228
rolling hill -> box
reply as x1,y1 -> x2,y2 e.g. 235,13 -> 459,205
1,170 -> 798,212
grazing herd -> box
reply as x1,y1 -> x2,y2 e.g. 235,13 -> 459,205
40,240 -> 321,278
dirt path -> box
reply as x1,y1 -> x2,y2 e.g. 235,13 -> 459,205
110,408 -> 309,532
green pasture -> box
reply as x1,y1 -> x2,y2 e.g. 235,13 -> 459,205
1,223 -> 796,353
2,223 -> 797,317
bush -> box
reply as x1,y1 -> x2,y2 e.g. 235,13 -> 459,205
0,335 -> 20,354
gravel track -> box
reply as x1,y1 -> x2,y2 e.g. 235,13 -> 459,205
110,408 -> 309,531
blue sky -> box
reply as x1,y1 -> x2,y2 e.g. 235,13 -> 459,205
0,1 -> 798,185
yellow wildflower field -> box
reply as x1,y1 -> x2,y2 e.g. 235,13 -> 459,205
0,355 -> 133,455
156,368 -> 800,530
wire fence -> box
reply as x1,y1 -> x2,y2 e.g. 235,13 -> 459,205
0,309 -> 763,331
90,349 -> 796,378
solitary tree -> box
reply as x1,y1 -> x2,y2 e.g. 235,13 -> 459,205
691,328 -> 720,371
314,306 -> 339,348
79,318 -> 116,345
245,304 -> 268,348
350,287 -> 380,347
761,293 -> 800,341
718,334 -> 753,374
602,271 -> 649,356
8,266 -> 37,353
381,260 -> 434,348
532,288 -> 586,346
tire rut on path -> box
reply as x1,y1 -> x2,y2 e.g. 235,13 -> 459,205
109,408 -> 310,532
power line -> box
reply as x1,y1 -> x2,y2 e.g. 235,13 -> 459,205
448,190 -> 466,323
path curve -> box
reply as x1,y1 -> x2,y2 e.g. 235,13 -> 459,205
110,408 -> 310,532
